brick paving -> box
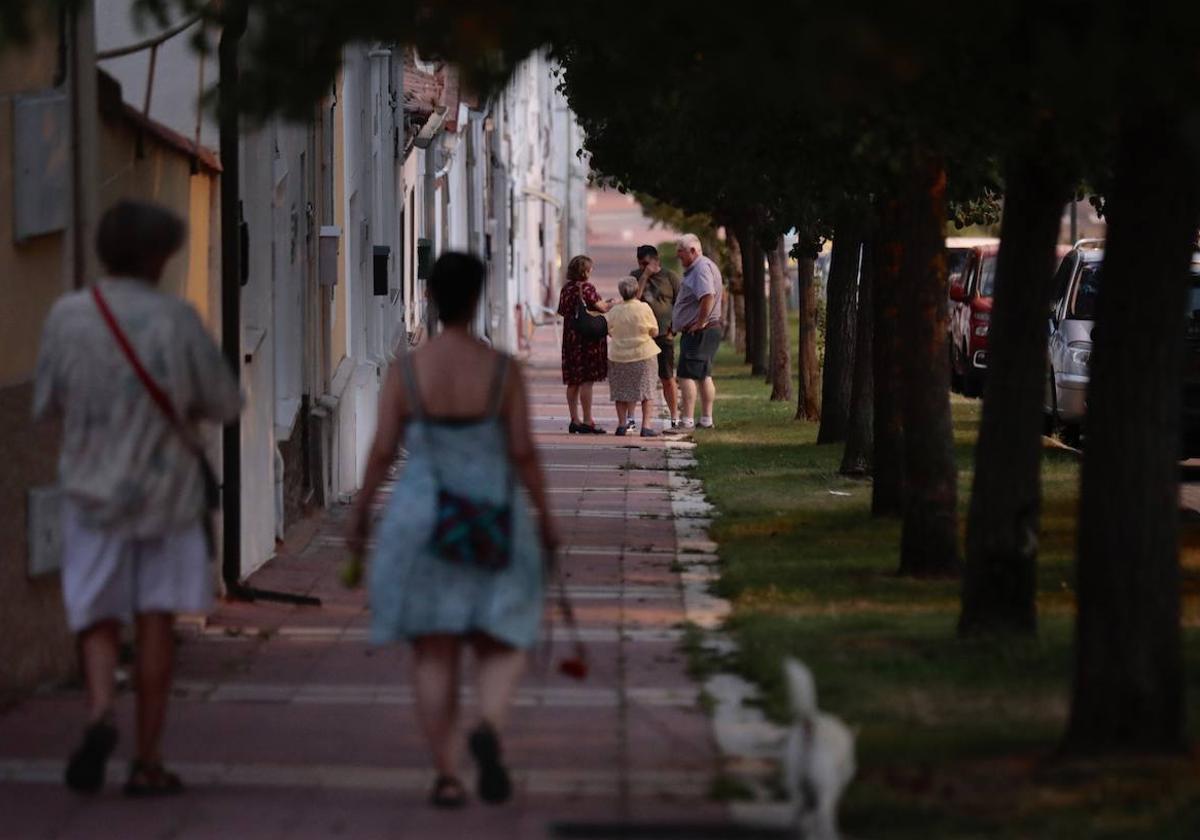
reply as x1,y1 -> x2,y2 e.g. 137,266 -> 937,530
0,202 -> 735,837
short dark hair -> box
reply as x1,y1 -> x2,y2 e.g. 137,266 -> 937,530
636,245 -> 658,260
429,252 -> 485,325
95,200 -> 186,278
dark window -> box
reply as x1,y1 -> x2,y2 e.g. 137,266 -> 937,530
1051,253 -> 1076,309
1068,264 -> 1101,320
978,256 -> 998,297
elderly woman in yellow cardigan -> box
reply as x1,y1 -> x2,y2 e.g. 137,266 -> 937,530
604,277 -> 662,437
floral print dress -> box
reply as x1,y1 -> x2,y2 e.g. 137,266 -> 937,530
557,280 -> 608,385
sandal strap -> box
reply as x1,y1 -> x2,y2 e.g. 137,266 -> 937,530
430,774 -> 467,808
126,761 -> 182,791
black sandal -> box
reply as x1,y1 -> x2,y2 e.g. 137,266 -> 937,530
123,760 -> 184,797
468,722 -> 512,804
65,719 -> 118,794
430,774 -> 467,809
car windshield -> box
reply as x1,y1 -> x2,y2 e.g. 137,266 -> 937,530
1068,263 -> 1102,320
946,249 -> 971,279
978,256 -> 997,297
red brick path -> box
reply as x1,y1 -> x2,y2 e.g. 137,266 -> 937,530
0,199 -> 731,838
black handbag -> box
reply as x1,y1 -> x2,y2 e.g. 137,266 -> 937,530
572,297 -> 608,342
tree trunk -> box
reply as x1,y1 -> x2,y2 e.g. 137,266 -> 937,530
817,222 -> 862,443
895,152 -> 959,577
727,230 -> 745,353
795,253 -> 821,420
1063,108 -> 1199,755
733,290 -> 746,355
749,237 -> 768,376
767,237 -> 793,401
841,234 -> 874,476
872,204 -> 905,517
739,226 -> 766,373
959,151 -> 1070,637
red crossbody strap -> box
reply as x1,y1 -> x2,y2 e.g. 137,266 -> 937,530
91,285 -> 181,429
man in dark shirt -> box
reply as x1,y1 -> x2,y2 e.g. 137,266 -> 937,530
632,245 -> 682,428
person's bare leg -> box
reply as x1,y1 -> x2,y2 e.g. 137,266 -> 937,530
66,619 -> 122,792
662,377 -> 678,422
679,378 -> 698,423
412,635 -> 463,777
566,384 -> 581,425
79,620 -> 121,723
615,400 -> 628,431
700,376 -> 717,423
472,635 -> 527,731
132,612 -> 175,765
581,382 -> 596,427
640,399 -> 654,429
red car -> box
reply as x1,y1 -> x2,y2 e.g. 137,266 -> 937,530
947,239 -> 999,396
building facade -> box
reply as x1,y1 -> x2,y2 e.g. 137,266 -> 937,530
0,6 -> 587,694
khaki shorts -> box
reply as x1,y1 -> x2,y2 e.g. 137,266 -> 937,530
654,336 -> 676,380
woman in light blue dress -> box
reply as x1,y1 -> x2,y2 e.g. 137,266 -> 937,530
347,253 -> 557,809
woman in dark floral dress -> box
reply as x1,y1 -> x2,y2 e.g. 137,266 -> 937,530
557,255 -> 610,433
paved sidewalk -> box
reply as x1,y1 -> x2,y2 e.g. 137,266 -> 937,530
0,324 -> 733,834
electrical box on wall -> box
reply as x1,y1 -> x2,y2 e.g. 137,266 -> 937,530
13,92 -> 69,241
373,246 -> 390,296
318,226 -> 341,286
417,238 -> 433,280
27,486 -> 62,576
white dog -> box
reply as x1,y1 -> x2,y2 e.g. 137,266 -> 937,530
782,658 -> 856,840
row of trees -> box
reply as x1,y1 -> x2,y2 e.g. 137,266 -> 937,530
12,0 -> 1192,755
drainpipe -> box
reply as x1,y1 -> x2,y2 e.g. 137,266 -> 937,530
218,0 -> 248,596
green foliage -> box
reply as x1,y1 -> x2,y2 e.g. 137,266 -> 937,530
634,193 -> 734,279
115,0 -> 1200,243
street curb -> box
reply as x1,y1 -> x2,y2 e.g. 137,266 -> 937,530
665,441 -> 794,831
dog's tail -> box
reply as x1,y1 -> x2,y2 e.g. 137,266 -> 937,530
783,657 -> 818,722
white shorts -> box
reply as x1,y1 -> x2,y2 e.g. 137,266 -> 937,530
60,501 -> 215,633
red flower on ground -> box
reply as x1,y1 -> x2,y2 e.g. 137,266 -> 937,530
558,656 -> 589,680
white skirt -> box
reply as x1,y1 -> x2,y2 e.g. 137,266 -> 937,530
60,500 -> 214,632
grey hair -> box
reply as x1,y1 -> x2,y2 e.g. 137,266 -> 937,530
677,233 -> 703,255
618,277 -> 640,300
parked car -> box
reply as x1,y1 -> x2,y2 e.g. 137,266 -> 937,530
946,238 -> 1000,396
1045,239 -> 1200,453
1043,240 -> 1104,441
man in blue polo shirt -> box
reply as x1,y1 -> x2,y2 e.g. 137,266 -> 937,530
672,233 -> 723,429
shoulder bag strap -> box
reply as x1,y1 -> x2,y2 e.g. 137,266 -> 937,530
92,285 -> 200,457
